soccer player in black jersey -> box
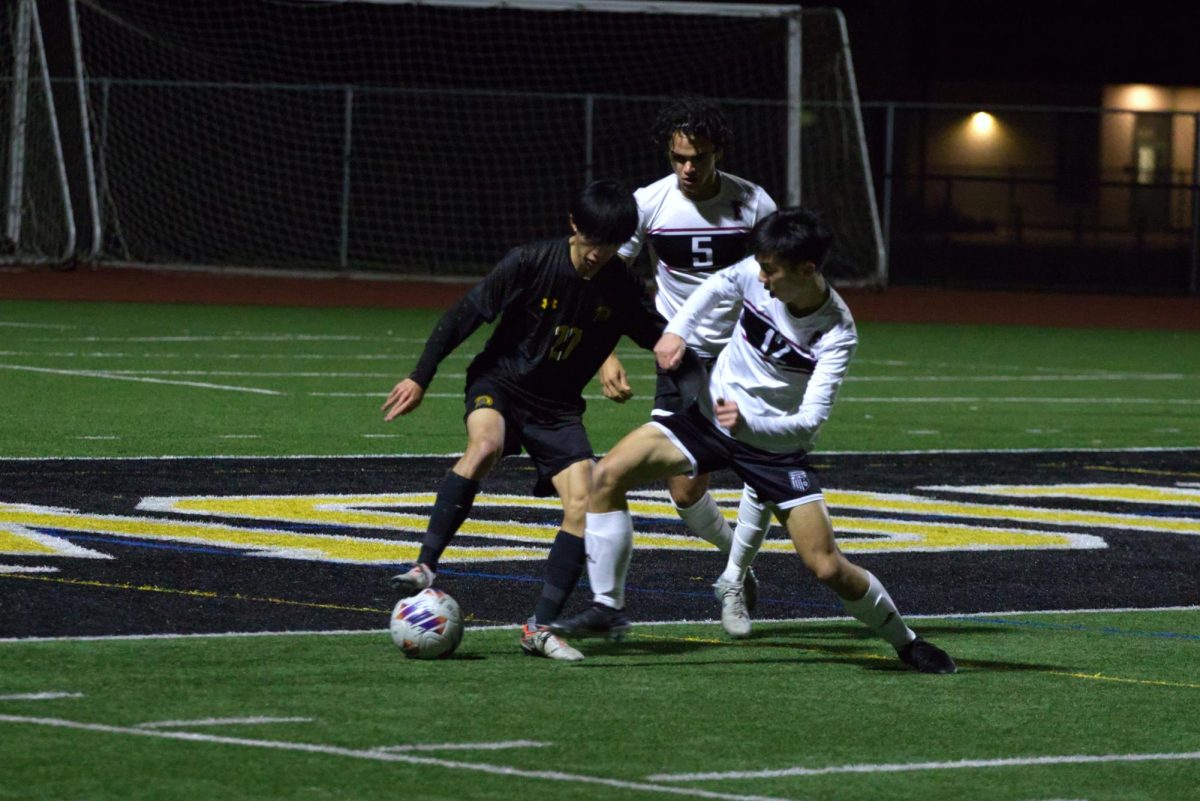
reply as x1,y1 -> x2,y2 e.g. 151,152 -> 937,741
382,180 -> 685,661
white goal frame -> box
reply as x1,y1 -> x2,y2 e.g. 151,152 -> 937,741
60,0 -> 886,284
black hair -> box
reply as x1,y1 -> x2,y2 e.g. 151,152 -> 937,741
749,207 -> 834,269
650,95 -> 733,153
570,180 -> 638,245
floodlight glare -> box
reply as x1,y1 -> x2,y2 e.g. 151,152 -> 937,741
969,111 -> 996,137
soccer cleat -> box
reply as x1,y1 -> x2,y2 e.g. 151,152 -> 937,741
389,563 -> 434,594
743,567 -> 759,613
548,603 -> 632,641
713,578 -> 752,639
897,637 -> 957,674
520,622 -> 584,662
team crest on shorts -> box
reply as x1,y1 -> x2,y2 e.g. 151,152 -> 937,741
474,395 -> 494,408
788,469 -> 810,491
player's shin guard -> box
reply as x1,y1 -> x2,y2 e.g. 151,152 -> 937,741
841,570 -> 917,650
719,486 -> 771,585
417,470 -> 480,570
676,492 -> 732,553
533,530 -> 586,625
584,510 -> 633,609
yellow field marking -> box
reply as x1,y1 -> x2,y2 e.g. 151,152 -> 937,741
0,502 -> 542,564
821,490 -> 1200,536
1084,465 -> 1200,480
130,492 -> 1116,556
0,522 -> 110,559
1046,671 -> 1200,690
922,483 -> 1200,506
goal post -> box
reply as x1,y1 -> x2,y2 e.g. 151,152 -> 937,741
64,0 -> 885,285
1,0 -> 77,264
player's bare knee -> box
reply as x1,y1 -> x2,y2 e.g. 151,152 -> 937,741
805,553 -> 843,585
459,440 -> 502,474
589,457 -> 628,504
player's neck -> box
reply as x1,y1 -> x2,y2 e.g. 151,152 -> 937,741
785,275 -> 829,318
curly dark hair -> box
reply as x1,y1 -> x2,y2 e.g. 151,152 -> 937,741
650,95 -> 733,153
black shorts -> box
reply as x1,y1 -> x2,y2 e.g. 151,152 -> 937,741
464,376 -> 593,497
653,350 -> 716,417
651,404 -> 823,509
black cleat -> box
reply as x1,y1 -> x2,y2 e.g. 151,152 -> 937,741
898,637 -> 957,674
549,603 -> 633,641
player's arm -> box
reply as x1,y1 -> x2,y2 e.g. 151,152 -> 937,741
382,297 -> 488,420
654,261 -> 748,370
740,330 -> 858,438
382,249 -> 524,421
598,352 -> 633,403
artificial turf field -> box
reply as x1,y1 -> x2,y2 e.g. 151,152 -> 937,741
1,297 -> 1199,800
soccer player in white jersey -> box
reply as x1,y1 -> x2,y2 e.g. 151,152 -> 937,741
555,207 -> 956,674
598,96 -> 778,637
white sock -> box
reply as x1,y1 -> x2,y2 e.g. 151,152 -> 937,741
841,570 -> 916,650
676,492 -> 732,552
719,486 -> 772,585
584,510 -> 633,609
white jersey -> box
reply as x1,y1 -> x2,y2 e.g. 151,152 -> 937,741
665,258 -> 857,454
620,172 -> 776,358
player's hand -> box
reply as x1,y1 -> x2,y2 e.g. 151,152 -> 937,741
382,378 -> 425,421
714,398 -> 743,433
654,333 -> 687,371
598,353 -> 633,403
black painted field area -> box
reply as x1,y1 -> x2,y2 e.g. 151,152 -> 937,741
2,451 -> 1198,639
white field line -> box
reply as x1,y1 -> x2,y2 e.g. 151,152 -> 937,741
838,396 -> 1200,405
137,716 -> 313,729
95,370 -> 398,378
0,565 -> 59,574
311,391 -> 1200,405
13,368 -> 1194,383
0,364 -> 284,395
3,446 -> 1199,463
647,750 -> 1200,781
0,715 -> 793,801
0,692 -> 82,701
0,322 -> 75,329
2,605 -> 1197,644
31,335 -> 430,343
372,740 -> 550,753
0,351 -> 461,361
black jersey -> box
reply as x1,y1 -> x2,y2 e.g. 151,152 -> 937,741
465,238 -> 664,411
410,237 -> 664,414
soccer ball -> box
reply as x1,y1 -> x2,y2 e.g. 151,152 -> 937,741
389,588 -> 464,659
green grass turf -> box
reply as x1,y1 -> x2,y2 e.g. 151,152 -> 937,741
2,297 -> 1199,800
1,299 -> 1197,457
2,611 -> 1199,800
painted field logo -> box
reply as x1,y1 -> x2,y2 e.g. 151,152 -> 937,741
3,481 -> 1199,570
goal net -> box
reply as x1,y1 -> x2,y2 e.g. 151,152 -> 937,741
64,0 -> 885,285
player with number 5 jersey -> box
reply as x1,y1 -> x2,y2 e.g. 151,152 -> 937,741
600,96 -> 778,639
622,169 -> 776,358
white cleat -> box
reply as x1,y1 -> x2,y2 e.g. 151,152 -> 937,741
714,578 -> 752,639
520,622 -> 584,662
390,563 -> 434,594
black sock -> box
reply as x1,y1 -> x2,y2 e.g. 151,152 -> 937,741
533,530 -> 586,625
417,471 -> 480,571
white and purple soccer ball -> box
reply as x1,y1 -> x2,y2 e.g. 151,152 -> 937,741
389,588 -> 464,659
